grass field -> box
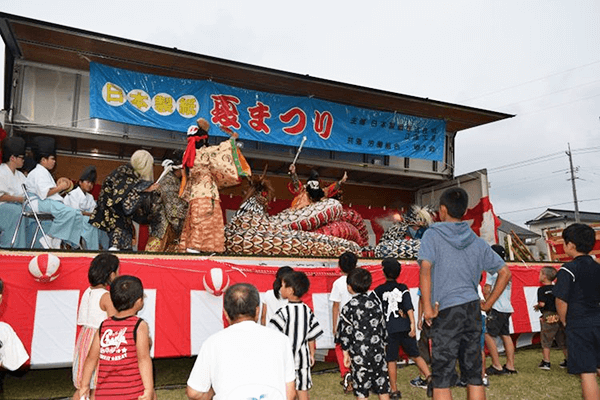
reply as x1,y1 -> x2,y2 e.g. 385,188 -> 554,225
1,346 -> 596,399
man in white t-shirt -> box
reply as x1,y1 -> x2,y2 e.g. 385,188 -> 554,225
187,283 -> 296,400
0,137 -> 29,248
329,251 -> 358,393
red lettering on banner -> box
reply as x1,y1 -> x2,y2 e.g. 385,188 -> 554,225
210,95 -> 241,129
279,107 -> 307,135
314,110 -> 334,139
247,101 -> 271,134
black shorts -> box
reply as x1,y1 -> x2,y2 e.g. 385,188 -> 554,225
430,300 -> 483,388
417,322 -> 432,364
386,331 -> 420,361
566,326 -> 600,375
486,309 -> 511,337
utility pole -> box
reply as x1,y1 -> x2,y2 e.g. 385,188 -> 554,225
566,143 -> 580,223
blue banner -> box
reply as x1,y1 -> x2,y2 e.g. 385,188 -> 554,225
90,63 -> 445,161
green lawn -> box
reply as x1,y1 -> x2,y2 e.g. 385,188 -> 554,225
1,346 -> 595,399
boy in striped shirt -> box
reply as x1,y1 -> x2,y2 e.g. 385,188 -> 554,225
270,271 -> 323,400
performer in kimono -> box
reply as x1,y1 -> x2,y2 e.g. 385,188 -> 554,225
178,118 -> 251,253
64,166 -> 109,250
145,150 -> 188,252
90,150 -> 158,251
0,137 -> 29,248
25,136 -> 84,249
287,164 -> 347,209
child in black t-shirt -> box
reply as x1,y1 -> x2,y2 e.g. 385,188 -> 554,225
374,258 -> 431,399
553,223 -> 600,400
534,266 -> 566,370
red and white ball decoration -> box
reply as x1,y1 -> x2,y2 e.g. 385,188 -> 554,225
203,267 -> 230,296
28,253 -> 61,283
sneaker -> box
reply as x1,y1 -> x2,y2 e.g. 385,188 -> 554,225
410,376 -> 428,389
485,365 -> 506,375
559,359 -> 567,368
426,379 -> 433,398
502,364 -> 518,374
341,372 -> 353,394
538,360 -> 551,370
483,375 -> 490,387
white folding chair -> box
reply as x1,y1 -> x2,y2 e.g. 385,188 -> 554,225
10,184 -> 54,249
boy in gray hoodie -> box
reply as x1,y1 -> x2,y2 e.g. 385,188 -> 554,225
418,187 -> 511,400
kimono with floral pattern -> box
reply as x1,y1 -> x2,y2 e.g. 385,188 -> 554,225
336,292 -> 390,397
89,163 -> 153,250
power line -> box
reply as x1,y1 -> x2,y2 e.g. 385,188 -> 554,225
488,152 -> 564,173
496,78 -> 600,111
498,198 -> 600,216
459,59 -> 600,103
517,92 -> 600,117
487,147 -> 600,174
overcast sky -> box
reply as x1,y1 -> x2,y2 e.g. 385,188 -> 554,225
1,0 -> 599,227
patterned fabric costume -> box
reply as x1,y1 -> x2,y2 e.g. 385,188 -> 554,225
225,186 -> 361,257
178,138 -> 250,252
336,293 -> 390,397
287,170 -> 342,209
146,171 -> 188,252
375,205 -> 434,259
90,164 -> 153,250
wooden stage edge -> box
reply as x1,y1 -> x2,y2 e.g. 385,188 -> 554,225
0,249 -> 561,268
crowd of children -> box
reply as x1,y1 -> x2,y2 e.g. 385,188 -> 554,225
1,187 -> 599,400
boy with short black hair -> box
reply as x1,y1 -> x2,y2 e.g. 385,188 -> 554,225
337,268 -> 390,400
374,257 -> 431,399
534,266 -> 567,370
553,223 -> 600,400
330,251 -> 358,392
418,187 -> 511,400
270,271 -> 323,400
80,275 -> 155,400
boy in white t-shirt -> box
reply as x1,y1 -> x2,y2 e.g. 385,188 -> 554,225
330,251 -> 358,393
